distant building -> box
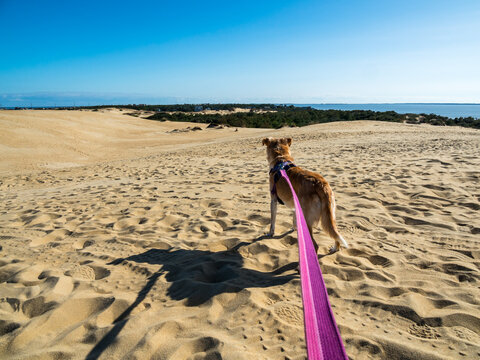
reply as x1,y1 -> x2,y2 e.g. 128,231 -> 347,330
194,105 -> 203,112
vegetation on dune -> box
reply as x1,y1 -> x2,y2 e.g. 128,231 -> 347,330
145,106 -> 480,130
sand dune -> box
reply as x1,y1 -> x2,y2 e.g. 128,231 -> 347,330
0,110 -> 479,359
0,110 -> 263,175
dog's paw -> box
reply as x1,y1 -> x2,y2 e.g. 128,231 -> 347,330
329,245 -> 339,254
264,231 -> 275,238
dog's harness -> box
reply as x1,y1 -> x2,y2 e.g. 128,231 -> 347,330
270,161 -> 296,205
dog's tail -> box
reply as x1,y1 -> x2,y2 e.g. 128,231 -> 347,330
318,187 -> 349,249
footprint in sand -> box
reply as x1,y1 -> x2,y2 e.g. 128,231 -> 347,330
65,264 -> 110,280
273,302 -> 303,327
169,336 -> 223,360
0,320 -> 21,336
21,296 -> 58,318
73,239 -> 95,250
408,323 -> 440,339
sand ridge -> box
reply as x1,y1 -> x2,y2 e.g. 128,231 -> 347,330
0,111 -> 479,359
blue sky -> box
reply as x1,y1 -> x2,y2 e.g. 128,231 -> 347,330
1,0 -> 479,105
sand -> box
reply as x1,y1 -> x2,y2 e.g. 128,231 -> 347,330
0,110 -> 479,360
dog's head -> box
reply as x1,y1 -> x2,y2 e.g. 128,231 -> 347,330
262,137 -> 292,165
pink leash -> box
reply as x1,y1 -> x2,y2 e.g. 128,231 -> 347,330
280,169 -> 349,360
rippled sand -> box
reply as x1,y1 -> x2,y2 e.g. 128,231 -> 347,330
1,110 -> 479,359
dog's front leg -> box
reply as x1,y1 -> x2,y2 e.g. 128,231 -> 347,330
267,197 -> 278,237
292,210 -> 297,231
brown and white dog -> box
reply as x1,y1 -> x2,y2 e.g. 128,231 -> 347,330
262,137 -> 348,253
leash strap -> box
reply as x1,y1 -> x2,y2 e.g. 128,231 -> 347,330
279,169 -> 348,360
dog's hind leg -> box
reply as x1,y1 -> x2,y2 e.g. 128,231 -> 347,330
307,223 -> 319,254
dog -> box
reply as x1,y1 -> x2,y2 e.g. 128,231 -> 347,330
262,137 -> 348,253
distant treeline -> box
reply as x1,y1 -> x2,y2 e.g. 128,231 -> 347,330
146,107 -> 480,130
50,103 -> 292,112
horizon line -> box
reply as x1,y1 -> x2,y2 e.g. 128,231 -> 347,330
2,102 -> 480,108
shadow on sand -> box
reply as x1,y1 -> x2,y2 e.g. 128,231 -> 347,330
85,231 -> 296,359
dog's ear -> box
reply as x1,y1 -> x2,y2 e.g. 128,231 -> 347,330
262,137 -> 271,146
280,138 -> 292,146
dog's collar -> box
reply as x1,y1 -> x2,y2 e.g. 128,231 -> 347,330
270,161 -> 296,205
269,161 -> 296,175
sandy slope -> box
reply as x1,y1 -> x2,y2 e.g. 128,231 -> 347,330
0,110 -> 479,360
0,110 -> 261,174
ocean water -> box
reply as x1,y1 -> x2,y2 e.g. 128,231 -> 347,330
298,104 -> 480,119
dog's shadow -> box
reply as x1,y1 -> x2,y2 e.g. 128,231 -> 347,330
108,232 -> 296,307
86,234 -> 296,359
86,230 -> 324,359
